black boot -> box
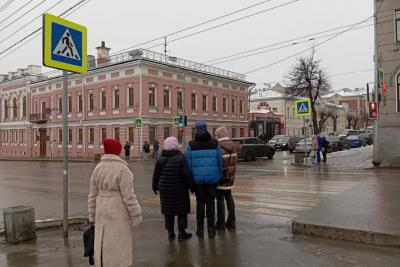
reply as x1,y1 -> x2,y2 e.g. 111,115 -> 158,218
208,226 -> 216,238
168,231 -> 176,241
178,231 -> 192,241
215,221 -> 225,231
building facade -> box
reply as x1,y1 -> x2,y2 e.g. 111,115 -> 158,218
374,0 -> 400,165
321,88 -> 371,129
0,44 -> 252,158
250,84 -> 349,136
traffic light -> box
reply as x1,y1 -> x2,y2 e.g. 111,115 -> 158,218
178,128 -> 184,136
179,115 -> 187,127
369,102 -> 378,119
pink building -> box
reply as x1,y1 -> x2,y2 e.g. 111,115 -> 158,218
0,43 -> 252,158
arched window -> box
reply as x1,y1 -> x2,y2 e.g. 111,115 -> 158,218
22,96 -> 27,118
4,99 -> 8,119
12,98 -> 17,118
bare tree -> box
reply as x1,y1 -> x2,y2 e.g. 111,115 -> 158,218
330,110 -> 339,132
346,111 -> 359,129
317,106 -> 333,133
287,50 -> 330,134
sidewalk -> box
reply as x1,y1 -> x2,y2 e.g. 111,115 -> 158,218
292,169 -> 400,246
1,216 -> 400,267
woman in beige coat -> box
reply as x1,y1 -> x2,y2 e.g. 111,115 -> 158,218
88,139 -> 142,267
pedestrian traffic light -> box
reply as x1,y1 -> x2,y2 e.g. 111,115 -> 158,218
179,115 -> 187,127
178,128 -> 184,136
369,102 -> 378,119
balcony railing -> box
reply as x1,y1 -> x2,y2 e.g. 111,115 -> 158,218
29,113 -> 49,124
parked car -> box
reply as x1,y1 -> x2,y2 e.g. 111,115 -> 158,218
325,136 -> 343,152
233,137 -> 275,161
288,136 -> 304,153
294,138 -> 313,154
338,135 -> 351,149
359,132 -> 373,145
267,135 -> 287,150
346,135 -> 363,148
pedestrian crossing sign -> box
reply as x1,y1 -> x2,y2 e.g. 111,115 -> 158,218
43,13 -> 87,73
135,117 -> 143,128
294,98 -> 311,117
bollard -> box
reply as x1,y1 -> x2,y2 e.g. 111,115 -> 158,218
294,153 -> 304,164
3,205 -> 36,244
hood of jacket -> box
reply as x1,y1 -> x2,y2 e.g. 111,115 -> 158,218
215,126 -> 228,140
218,138 -> 235,154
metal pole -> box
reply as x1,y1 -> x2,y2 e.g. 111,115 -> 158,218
373,0 -> 379,163
304,116 -> 308,165
62,70 -> 69,238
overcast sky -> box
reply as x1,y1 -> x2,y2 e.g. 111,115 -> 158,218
0,0 -> 374,90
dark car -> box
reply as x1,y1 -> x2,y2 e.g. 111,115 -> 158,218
347,135 -> 362,148
267,135 -> 288,150
288,136 -> 304,153
325,136 -> 343,152
359,133 -> 373,145
338,135 -> 351,149
268,135 -> 292,150
233,137 -> 275,161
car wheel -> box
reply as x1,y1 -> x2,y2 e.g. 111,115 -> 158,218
267,153 -> 273,159
245,151 -> 254,161
289,149 -> 294,153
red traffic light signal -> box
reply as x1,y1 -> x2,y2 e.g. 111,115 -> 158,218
369,102 -> 377,119
178,128 -> 184,136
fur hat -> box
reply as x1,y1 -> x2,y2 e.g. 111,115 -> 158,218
164,136 -> 178,150
103,139 -> 122,155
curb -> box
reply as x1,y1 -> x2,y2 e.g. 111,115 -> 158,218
0,217 -> 88,236
292,220 -> 400,246
290,163 -> 312,168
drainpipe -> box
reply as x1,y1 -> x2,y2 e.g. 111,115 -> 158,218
248,84 -> 256,136
81,75 -> 86,155
139,63 -> 143,155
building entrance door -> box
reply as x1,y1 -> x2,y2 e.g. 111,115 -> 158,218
39,128 -> 47,157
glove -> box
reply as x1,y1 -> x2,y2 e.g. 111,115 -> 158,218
131,216 -> 143,228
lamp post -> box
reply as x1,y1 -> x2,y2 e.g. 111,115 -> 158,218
248,84 -> 256,137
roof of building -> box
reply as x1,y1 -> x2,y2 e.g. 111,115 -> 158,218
321,88 -> 367,98
250,83 -> 291,100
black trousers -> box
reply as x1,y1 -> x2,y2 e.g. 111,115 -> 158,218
164,214 -> 187,233
322,150 -> 327,162
195,184 -> 217,230
216,189 -> 236,227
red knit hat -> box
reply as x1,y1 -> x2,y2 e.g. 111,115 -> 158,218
103,139 -> 122,155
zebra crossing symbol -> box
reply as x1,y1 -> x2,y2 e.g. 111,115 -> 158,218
43,13 -> 87,73
53,29 -> 81,60
294,99 -> 311,117
298,103 -> 309,113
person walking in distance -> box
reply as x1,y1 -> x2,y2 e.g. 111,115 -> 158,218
88,139 -> 142,267
321,135 -> 329,163
186,121 -> 223,238
124,141 -> 131,161
153,140 -> 160,161
143,140 -> 150,160
152,137 -> 195,241
214,126 -> 237,231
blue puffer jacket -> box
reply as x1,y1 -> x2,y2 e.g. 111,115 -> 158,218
186,131 -> 223,184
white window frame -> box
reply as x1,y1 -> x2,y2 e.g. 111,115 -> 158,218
395,10 -> 400,43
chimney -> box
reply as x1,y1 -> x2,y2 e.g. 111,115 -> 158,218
96,41 -> 111,65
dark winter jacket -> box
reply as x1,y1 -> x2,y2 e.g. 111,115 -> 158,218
124,144 -> 131,156
143,143 -> 150,153
185,131 -> 223,184
152,150 -> 195,215
153,141 -> 159,152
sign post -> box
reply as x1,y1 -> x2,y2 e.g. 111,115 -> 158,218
294,98 -> 311,164
43,13 -> 87,238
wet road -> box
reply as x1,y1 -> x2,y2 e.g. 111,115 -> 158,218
1,146 -> 400,266
0,146 -> 377,224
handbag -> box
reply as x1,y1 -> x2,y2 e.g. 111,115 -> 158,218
220,153 -> 232,184
83,224 -> 95,265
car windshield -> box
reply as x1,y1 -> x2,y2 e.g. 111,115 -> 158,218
298,138 -> 312,144
347,135 -> 359,140
279,136 -> 290,142
270,135 -> 285,141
